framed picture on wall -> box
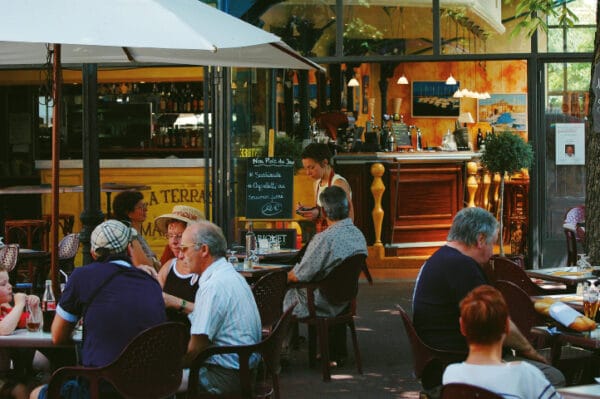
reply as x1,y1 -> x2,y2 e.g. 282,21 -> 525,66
362,75 -> 369,114
411,81 -> 460,118
478,93 -> 527,132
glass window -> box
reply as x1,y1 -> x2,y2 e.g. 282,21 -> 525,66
542,0 -> 596,53
545,62 -> 591,118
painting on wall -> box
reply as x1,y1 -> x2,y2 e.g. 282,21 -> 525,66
362,75 -> 369,114
478,93 -> 527,133
411,81 -> 460,118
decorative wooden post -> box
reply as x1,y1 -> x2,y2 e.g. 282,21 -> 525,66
482,170 -> 491,211
370,163 -> 385,248
466,161 -> 478,207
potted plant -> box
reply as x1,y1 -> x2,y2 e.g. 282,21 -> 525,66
480,131 -> 534,256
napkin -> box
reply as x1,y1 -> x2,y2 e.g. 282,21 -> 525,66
549,301 -> 581,327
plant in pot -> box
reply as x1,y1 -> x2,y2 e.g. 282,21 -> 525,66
479,131 -> 534,256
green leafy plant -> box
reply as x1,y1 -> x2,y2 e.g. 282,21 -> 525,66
261,135 -> 303,172
504,0 -> 578,38
480,131 -> 534,256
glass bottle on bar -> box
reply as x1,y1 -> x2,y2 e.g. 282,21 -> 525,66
244,221 -> 257,270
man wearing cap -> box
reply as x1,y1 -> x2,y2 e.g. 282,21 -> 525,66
154,205 -> 204,324
180,220 -> 261,395
30,220 -> 166,399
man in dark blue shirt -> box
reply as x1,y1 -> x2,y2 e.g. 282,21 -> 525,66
31,220 -> 166,399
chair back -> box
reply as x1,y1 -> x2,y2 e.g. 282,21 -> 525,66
187,303 -> 297,399
0,244 -> 19,272
319,254 -> 367,304
58,233 -> 80,260
495,280 -> 545,344
441,383 -> 503,399
491,256 -> 541,296
396,305 -> 465,379
564,205 -> 585,265
4,219 -> 49,251
252,270 -> 288,332
47,322 -> 189,399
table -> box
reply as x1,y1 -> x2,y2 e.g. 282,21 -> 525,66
0,328 -> 81,348
558,383 -> 600,398
234,249 -> 299,264
530,293 -> 584,313
526,267 -> 599,287
236,263 -> 292,283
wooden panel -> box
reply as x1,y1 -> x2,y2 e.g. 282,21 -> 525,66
390,164 -> 463,243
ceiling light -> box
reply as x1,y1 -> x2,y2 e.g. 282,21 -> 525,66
397,74 -> 409,85
347,77 -> 360,87
445,74 -> 457,85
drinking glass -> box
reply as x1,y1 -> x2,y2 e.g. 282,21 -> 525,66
26,303 -> 42,332
227,250 -> 239,268
583,283 -> 599,320
577,253 -> 592,272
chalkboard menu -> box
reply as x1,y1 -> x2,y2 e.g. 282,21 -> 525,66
246,157 -> 294,219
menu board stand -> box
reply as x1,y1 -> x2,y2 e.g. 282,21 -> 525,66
245,157 -> 294,220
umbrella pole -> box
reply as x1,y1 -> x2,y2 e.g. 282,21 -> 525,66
51,44 -> 62,298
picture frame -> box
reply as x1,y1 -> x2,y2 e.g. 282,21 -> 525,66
478,93 -> 527,132
411,81 -> 460,118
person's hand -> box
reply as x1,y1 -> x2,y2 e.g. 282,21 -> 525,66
296,203 -> 319,220
13,292 -> 27,308
26,295 -> 40,308
136,264 -> 158,280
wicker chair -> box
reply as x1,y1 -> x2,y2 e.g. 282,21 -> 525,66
46,322 -> 189,399
251,270 -> 288,336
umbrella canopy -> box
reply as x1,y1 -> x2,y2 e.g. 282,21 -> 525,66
0,0 -> 323,70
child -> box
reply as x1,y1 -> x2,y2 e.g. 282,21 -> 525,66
0,267 -> 40,399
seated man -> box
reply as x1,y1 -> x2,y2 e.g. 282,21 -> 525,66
412,207 -> 564,394
180,221 -> 261,395
284,185 -> 368,362
443,285 -> 561,399
31,220 -> 167,399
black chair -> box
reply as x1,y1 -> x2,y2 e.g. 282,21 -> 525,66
251,270 -> 288,336
46,322 -> 189,399
491,256 -> 567,295
441,383 -> 503,399
290,254 -> 368,381
186,303 -> 296,399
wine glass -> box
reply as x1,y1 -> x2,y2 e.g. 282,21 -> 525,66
227,249 -> 239,269
26,302 -> 42,332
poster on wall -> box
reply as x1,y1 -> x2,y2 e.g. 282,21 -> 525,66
411,81 -> 460,118
556,123 -> 585,165
362,75 -> 369,114
478,93 -> 527,133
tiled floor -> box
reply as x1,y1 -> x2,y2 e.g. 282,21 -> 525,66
279,280 -> 423,398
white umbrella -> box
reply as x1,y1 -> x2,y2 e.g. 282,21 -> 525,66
0,0 -> 323,70
0,0 -> 322,293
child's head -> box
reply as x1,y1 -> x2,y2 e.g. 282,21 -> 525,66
0,270 -> 12,304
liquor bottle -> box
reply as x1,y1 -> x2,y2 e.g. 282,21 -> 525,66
476,128 -> 484,150
42,280 -> 56,311
416,128 -> 423,151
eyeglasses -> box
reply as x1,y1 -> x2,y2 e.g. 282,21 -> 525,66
166,233 -> 183,241
135,202 -> 149,210
178,242 -> 198,252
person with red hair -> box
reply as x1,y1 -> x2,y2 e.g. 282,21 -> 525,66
443,285 -> 561,399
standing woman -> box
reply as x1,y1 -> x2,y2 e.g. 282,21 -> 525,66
113,191 -> 161,270
296,143 -> 354,232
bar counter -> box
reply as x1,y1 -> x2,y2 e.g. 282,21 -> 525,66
334,151 -> 480,259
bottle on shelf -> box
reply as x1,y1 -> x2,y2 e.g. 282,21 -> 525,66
476,128 -> 484,150
416,128 -> 423,151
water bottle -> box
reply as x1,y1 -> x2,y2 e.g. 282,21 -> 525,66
244,221 -> 257,270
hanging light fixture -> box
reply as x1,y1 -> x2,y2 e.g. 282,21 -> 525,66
347,77 -> 360,87
397,74 -> 408,85
445,74 -> 457,85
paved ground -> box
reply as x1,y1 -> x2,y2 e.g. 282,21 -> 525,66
278,280 -> 423,398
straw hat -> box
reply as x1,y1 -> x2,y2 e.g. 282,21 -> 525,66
154,205 -> 204,234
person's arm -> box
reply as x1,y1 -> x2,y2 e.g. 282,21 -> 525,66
129,239 -> 154,267
163,292 -> 194,314
157,261 -> 170,288
0,293 -> 27,335
333,179 -> 354,221
182,333 -> 211,367
287,270 -> 299,283
51,314 -> 76,345
504,319 -> 548,364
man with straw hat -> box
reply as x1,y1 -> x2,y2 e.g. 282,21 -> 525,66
154,205 -> 204,324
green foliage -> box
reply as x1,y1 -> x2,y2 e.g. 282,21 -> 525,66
261,135 -> 303,172
504,0 -> 579,38
480,131 -> 534,174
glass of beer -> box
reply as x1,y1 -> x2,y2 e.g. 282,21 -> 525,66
26,303 -> 42,332
583,282 -> 599,320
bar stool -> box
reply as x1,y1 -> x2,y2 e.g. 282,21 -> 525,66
42,213 -> 75,238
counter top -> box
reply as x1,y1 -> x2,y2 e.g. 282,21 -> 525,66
334,151 -> 480,164
35,158 -> 206,169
